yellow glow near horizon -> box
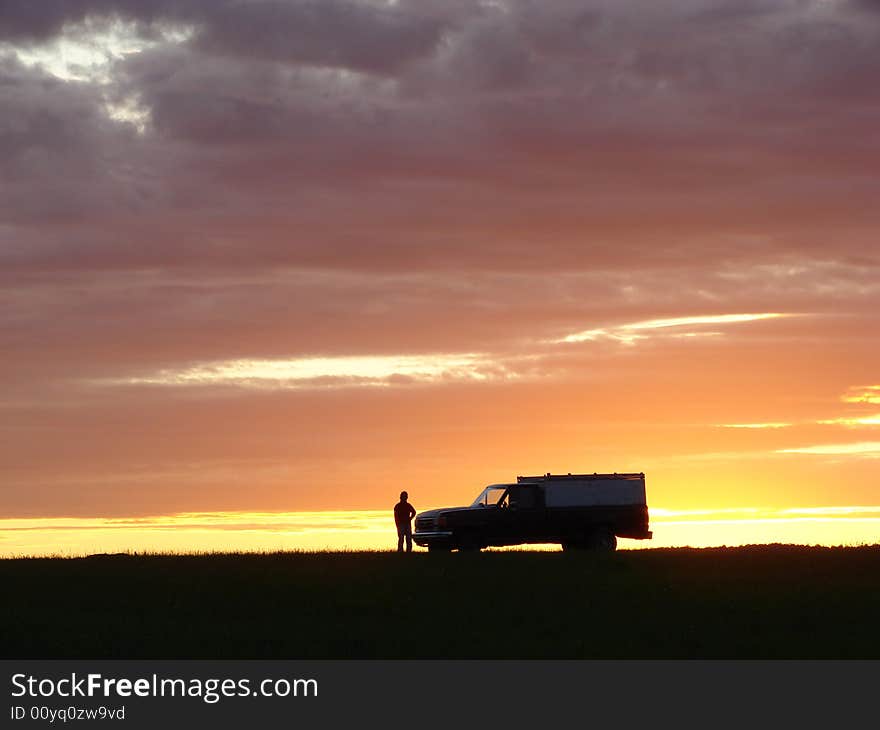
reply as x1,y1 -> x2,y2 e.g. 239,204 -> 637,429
2,507 -> 878,558
558,312 -> 790,344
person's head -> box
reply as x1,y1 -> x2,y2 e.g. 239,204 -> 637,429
400,491 -> 408,502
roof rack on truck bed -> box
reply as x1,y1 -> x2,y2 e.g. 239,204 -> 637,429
517,472 -> 644,482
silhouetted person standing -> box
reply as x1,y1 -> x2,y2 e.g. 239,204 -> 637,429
394,491 -> 416,553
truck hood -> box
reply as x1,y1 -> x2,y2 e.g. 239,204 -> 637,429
417,506 -> 477,519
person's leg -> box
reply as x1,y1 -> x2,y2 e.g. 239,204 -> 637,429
397,526 -> 404,552
405,524 -> 413,553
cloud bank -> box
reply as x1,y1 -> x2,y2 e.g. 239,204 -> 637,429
2,0 -> 879,516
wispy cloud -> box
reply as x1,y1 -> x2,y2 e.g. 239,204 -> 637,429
841,386 -> 880,405
777,442 -> 880,457
94,311 -> 797,390
104,354 -> 525,389
557,313 -> 791,345
720,422 -> 792,429
782,506 -> 880,517
818,415 -> 880,427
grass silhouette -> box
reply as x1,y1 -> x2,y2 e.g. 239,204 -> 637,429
2,545 -> 878,658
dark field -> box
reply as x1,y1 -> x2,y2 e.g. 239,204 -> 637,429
2,545 -> 879,659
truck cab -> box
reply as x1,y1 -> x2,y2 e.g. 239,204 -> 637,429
413,473 -> 652,552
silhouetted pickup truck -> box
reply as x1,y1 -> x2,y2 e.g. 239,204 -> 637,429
413,472 -> 652,552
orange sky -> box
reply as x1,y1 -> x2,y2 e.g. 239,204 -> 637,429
1,0 -> 879,554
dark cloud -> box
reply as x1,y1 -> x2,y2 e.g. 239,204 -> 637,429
0,0 -> 456,72
192,0 -> 455,74
0,0 -> 172,42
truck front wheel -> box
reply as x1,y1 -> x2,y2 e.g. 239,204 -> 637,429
456,532 -> 482,552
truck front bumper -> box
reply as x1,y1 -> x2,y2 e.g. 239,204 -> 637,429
413,530 -> 453,546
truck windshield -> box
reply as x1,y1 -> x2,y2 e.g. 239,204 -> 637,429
471,486 -> 508,507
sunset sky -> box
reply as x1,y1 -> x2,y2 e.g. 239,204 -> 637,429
2,0 -> 879,554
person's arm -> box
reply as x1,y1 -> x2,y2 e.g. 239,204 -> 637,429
409,504 -> 416,520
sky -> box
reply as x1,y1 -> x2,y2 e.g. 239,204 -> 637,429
1,0 -> 879,553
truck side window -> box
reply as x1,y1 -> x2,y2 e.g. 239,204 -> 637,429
509,486 -> 539,509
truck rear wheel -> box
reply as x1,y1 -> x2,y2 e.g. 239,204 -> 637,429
588,527 -> 617,551
562,529 -> 617,551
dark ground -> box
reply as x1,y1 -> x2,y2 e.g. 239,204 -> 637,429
2,545 -> 879,658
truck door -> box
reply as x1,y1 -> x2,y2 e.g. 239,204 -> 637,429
506,485 -> 546,543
